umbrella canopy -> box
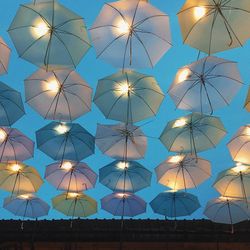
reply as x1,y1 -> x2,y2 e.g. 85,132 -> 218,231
52,192 -> 97,218
8,1 -> 91,71
90,0 -> 171,69
0,127 -> 34,162
45,160 -> 97,192
95,123 -> 147,160
0,81 -> 25,126
36,121 -> 95,161
0,161 -> 43,195
160,112 -> 226,154
244,87 -> 250,112
178,0 -> 250,54
155,154 -> 211,190
227,125 -> 250,165
94,70 -> 164,123
150,190 -> 200,217
204,197 -> 249,225
168,56 -> 242,114
99,160 -> 152,193
101,192 -> 146,217
213,163 -> 250,201
0,37 -> 11,75
25,69 -> 92,121
3,193 -> 50,218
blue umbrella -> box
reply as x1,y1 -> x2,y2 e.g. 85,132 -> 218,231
36,122 -> 95,161
0,81 -> 25,126
99,160 -> 152,193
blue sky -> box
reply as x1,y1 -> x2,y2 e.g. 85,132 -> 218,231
0,0 -> 249,220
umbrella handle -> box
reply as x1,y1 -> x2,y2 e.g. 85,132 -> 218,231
21,221 -> 24,230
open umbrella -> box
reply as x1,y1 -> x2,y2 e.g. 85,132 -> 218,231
25,69 -> 92,121
99,160 -> 152,193
45,160 -> 98,192
168,56 -> 243,114
227,125 -> 250,165
90,0 -> 171,69
0,161 -> 43,195
155,154 -> 211,190
178,0 -> 250,54
94,70 -> 164,123
0,82 -> 25,126
0,37 -> 11,75
0,127 -> 34,162
160,112 -> 226,155
8,0 -> 91,70
213,163 -> 250,203
204,196 -> 249,233
95,123 -> 147,160
36,121 -> 95,161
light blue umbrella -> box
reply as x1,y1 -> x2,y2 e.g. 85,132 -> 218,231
99,160 -> 152,193
36,122 -> 95,161
0,81 -> 25,126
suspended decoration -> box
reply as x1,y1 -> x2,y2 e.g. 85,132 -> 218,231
0,37 -> 11,75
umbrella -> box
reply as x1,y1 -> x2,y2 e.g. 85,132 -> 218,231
90,0 -> 171,69
36,121 -> 95,161
160,112 -> 226,155
0,161 -> 43,195
8,1 -> 91,71
95,123 -> 147,160
168,56 -> 243,114
0,81 -> 25,126
178,0 -> 250,54
0,37 -> 11,75
227,125 -> 250,165
101,192 -> 146,217
45,160 -> 98,192
0,127 -> 34,162
204,197 -> 249,233
155,154 -> 211,190
25,69 -> 92,121
99,160 -> 152,193
94,70 -> 164,123
213,163 -> 250,202
150,190 -> 200,218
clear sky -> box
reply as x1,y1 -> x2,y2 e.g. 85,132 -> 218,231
0,0 -> 249,220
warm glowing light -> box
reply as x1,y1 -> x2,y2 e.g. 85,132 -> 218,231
68,192 -> 79,198
232,163 -> 249,173
46,79 -> 60,94
116,82 -> 133,96
0,129 -> 7,143
177,68 -> 191,83
114,19 -> 130,35
244,126 -> 250,136
116,193 -> 129,198
31,19 -> 50,38
166,189 -> 178,193
194,6 -> 206,20
10,163 -> 22,172
116,161 -> 129,170
19,194 -> 31,200
220,196 -> 232,201
168,155 -> 185,164
173,118 -> 187,128
61,161 -> 73,171
54,124 -> 69,134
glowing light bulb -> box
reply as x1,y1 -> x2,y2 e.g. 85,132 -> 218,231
116,161 -> 129,170
19,194 -> 31,200
46,79 -> 60,94
0,129 -> 7,143
116,193 -> 129,198
220,196 -> 232,201
31,19 -> 50,38
168,155 -> 185,164
68,192 -> 79,198
232,162 -> 248,173
10,163 -> 22,172
115,19 -> 130,35
244,126 -> 250,136
177,68 -> 190,83
116,82 -> 133,96
173,118 -> 187,128
55,124 -> 69,134
166,189 -> 178,193
194,7 -> 206,20
61,161 -> 73,171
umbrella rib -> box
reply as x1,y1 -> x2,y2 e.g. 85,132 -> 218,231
105,3 -> 128,23
54,17 -> 85,30
134,14 -> 169,28
205,74 -> 243,84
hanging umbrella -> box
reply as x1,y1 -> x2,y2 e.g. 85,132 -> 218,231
178,0 -> 250,54
155,154 -> 211,190
45,160 -> 98,192
99,160 -> 152,193
160,112 -> 226,155
168,56 -> 243,114
0,81 -> 25,126
8,0 -> 91,71
204,197 -> 249,233
94,70 -> 164,123
90,0 -> 171,69
150,190 -> 200,218
0,127 -> 34,162
36,121 -> 95,161
25,69 -> 92,121
0,37 -> 11,75
213,163 -> 250,202
227,125 -> 250,165
101,192 -> 146,217
95,123 -> 147,160
0,161 -> 43,195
